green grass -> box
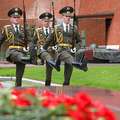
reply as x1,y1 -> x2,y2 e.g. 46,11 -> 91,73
0,64 -> 120,91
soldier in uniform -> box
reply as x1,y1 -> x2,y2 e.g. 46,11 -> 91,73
0,7 -> 33,87
43,6 -> 87,85
34,12 -> 60,86
59,6 -> 88,70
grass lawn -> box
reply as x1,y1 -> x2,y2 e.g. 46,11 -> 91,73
0,64 -> 120,91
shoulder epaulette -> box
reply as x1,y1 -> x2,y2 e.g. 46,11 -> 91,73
3,25 -> 14,39
3,25 -> 11,34
36,27 -> 42,31
4,25 -> 11,29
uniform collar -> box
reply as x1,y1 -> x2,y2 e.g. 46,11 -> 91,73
12,24 -> 20,31
43,27 -> 50,34
63,22 -> 70,32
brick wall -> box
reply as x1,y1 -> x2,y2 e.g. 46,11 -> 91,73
78,0 -> 120,46
79,18 -> 106,46
1,0 -> 120,60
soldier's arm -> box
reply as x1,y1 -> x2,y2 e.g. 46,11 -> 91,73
34,28 -> 42,47
74,25 -> 80,42
74,29 -> 81,50
25,24 -> 35,43
0,29 -> 6,47
21,24 -> 37,52
0,33 -> 3,46
43,33 -> 53,50
29,26 -> 38,50
43,26 -> 61,50
28,25 -> 38,64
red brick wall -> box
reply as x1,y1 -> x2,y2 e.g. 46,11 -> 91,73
0,0 -> 79,19
79,0 -> 120,15
79,18 -> 106,46
0,0 -> 79,27
1,0 -> 120,45
1,0 -> 120,59
78,0 -> 120,46
107,6 -> 120,45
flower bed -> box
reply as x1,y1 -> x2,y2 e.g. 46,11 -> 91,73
0,83 -> 116,120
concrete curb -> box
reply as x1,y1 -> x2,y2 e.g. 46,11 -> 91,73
0,76 -> 62,87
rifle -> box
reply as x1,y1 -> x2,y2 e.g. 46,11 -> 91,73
71,0 -> 77,53
51,1 -> 57,47
22,0 -> 28,50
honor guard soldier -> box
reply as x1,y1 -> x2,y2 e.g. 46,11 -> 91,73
43,6 -> 87,85
34,12 -> 60,86
0,7 -> 33,87
59,6 -> 88,70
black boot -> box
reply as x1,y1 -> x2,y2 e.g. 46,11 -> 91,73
47,60 -> 60,71
45,81 -> 51,86
40,59 -> 44,65
15,79 -> 22,87
56,59 -> 61,69
72,59 -> 88,72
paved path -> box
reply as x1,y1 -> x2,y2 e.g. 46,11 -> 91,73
0,76 -> 62,87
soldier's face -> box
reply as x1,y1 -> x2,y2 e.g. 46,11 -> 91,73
42,20 -> 50,27
10,16 -> 21,25
63,16 -> 71,24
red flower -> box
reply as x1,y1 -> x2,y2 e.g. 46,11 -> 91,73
0,82 -> 4,88
41,95 -> 62,108
11,97 -> 32,107
68,109 -> 85,120
3,88 -> 115,119
41,90 -> 55,97
67,92 -> 116,120
11,87 -> 37,97
11,88 -> 37,107
91,101 -> 116,120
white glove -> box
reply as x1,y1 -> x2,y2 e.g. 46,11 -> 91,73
39,45 -> 46,52
71,47 -> 76,53
34,46 -> 38,50
52,45 -> 58,50
40,45 -> 43,50
23,47 -> 29,52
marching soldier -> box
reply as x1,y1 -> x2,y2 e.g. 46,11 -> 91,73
59,6 -> 88,70
34,12 -> 60,86
0,7 -> 33,87
43,6 -> 87,85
